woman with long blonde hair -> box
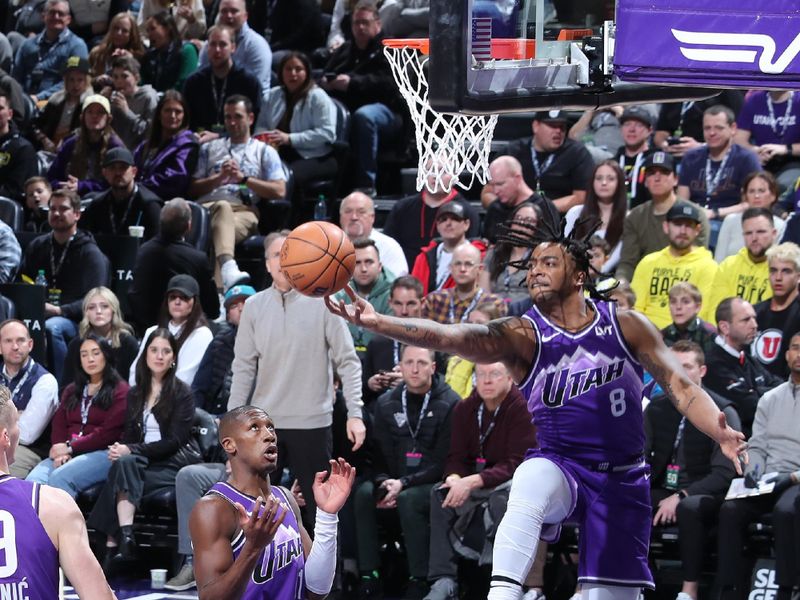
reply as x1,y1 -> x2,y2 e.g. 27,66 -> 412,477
61,287 -> 139,387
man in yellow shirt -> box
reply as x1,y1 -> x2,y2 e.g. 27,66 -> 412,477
631,202 -> 719,329
703,207 -> 777,324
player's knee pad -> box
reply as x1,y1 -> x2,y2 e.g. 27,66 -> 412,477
582,584 -> 642,600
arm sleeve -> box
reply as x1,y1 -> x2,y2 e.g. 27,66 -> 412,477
228,300 -> 259,409
326,312 -> 363,420
18,374 -> 59,445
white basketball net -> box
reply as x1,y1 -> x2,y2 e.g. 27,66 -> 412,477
383,44 -> 498,194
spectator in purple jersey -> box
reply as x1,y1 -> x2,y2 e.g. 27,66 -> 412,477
327,217 -> 747,600
0,388 -> 116,599
189,406 -> 355,600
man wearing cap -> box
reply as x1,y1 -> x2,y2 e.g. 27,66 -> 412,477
484,110 -> 594,213
0,90 -> 37,203
616,151 -> 710,282
411,202 -> 487,295
80,147 -> 162,240
12,0 -> 88,102
703,207 -> 778,325
483,155 -> 560,244
615,106 -> 655,208
32,55 -> 90,153
630,201 -> 719,330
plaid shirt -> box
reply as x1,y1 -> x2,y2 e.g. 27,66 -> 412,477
421,287 -> 507,324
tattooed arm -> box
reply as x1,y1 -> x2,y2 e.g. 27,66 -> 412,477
618,309 -> 747,473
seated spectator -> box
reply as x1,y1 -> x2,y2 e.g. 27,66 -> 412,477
134,90 -> 199,201
0,319 -> 59,479
62,287 -> 139,387
88,12 -> 146,77
703,297 -> 783,436
47,94 -> 124,196
339,191 -> 408,276
734,90 -> 800,193
128,199 -> 219,332
31,55 -> 90,153
480,201 -> 541,303
444,302 -> 504,399
564,160 -> 628,273
23,176 -> 51,232
0,92 -> 36,205
197,0 -> 272,93
616,152 -> 710,282
483,155 -> 560,244
320,0 -> 404,190
128,274 -> 213,386
88,328 -> 200,569
421,243 -> 507,325
355,345 -> 459,598
412,202 -> 485,295
704,207 -> 778,322
715,172 -> 786,262
661,282 -> 717,356
80,147 -> 162,239
753,242 -> 800,379
631,202 -> 718,330
645,341 -> 741,600
188,95 -> 286,289
11,0 -> 88,102
19,189 -> 111,382
101,55 -> 158,151
138,0 -> 207,42
192,284 -> 255,416
26,334 -> 129,497
716,334 -> 800,600
140,13 -> 199,93
614,106 -> 656,208
379,0 -> 429,38
427,361 -> 541,600
255,51 -> 337,210
67,0 -> 127,46
183,24 -> 262,139
568,106 -> 624,161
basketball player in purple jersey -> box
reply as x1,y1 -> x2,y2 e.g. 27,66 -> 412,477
0,386 -> 116,599
190,406 -> 355,600
326,218 -> 748,600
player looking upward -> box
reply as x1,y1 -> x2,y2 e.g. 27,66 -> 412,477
326,217 -> 747,600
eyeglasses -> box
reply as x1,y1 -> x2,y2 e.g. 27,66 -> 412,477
476,370 -> 505,381
452,261 -> 478,269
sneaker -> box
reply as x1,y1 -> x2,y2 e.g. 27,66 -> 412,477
424,577 -> 458,600
164,564 -> 196,591
405,578 -> 429,600
221,260 -> 250,290
522,589 -> 546,600
675,594 -> 694,600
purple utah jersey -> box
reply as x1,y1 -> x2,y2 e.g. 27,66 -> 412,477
0,475 -> 59,599
520,299 -> 646,465
206,482 -> 305,600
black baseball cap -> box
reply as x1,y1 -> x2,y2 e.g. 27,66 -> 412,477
643,151 -> 676,173
102,147 -> 135,168
63,55 -> 90,75
166,274 -> 199,298
533,109 -> 569,124
435,202 -> 468,221
666,202 -> 702,224
620,106 -> 654,128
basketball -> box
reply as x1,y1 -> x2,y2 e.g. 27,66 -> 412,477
279,221 -> 356,297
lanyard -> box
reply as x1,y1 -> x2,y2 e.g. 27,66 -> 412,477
477,402 -> 500,458
448,288 -> 483,323
210,72 -> 229,125
1,359 -> 34,406
110,185 -> 138,235
79,385 -> 95,435
670,417 -> 687,464
675,101 -> 695,135
530,148 -> 555,192
619,152 -> 645,199
401,387 -> 431,446
766,92 -> 794,140
704,148 -> 732,205
49,233 -> 74,281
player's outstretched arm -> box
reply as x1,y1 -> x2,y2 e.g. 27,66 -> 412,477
191,494 -> 287,600
619,310 -> 747,474
39,486 -> 116,600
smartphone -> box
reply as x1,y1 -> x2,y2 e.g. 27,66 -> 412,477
667,136 -> 682,146
435,486 -> 449,503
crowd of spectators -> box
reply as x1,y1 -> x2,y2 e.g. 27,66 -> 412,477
0,1 -> 799,600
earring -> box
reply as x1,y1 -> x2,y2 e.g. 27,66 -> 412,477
171,362 -> 176,368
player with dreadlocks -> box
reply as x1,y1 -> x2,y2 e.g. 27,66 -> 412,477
326,215 -> 747,600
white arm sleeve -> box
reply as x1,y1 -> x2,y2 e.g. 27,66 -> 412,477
304,509 -> 338,595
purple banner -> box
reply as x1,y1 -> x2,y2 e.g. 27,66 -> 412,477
614,0 -> 800,88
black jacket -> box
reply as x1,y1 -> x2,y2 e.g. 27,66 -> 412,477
80,184 -> 162,240
371,374 -> 459,488
191,323 -> 236,415
61,331 -> 140,389
128,234 -> 219,333
268,0 -> 324,52
20,229 -> 111,321
0,125 -> 38,202
183,64 -> 262,132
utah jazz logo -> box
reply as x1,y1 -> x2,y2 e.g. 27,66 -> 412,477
541,360 -> 625,408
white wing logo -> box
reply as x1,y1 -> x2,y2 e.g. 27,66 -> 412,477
671,29 -> 800,74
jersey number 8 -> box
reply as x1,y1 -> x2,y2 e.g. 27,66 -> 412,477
609,388 -> 627,418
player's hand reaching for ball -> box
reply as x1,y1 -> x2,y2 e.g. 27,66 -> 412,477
236,496 -> 287,556
325,285 -> 379,329
313,458 -> 356,514
715,411 -> 748,475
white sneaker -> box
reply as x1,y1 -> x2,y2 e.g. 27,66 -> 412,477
221,260 -> 250,291
675,593 -> 694,600
522,589 -> 546,600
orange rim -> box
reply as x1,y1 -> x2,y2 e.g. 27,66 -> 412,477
382,38 -> 429,55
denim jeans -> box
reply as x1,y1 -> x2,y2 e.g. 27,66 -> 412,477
45,315 -> 78,384
351,103 -> 403,188
26,449 -> 111,498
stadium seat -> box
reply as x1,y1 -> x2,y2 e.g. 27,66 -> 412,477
186,202 -> 211,252
0,196 -> 23,231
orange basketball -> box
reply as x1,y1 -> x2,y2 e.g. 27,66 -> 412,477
280,221 -> 356,297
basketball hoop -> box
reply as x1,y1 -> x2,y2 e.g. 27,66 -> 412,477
383,38 -> 498,194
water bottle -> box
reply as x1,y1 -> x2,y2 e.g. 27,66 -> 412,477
314,195 -> 328,221
35,269 -> 47,287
